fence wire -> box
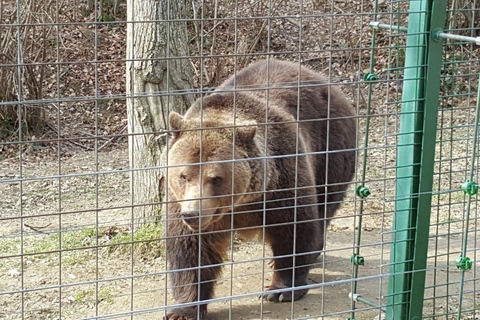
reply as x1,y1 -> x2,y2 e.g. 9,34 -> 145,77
1,1 -> 479,319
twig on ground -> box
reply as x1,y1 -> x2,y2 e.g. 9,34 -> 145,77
98,125 -> 128,151
286,18 -> 302,28
24,222 -> 52,233
46,122 -> 93,151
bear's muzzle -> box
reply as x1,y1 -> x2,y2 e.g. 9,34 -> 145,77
179,211 -> 201,230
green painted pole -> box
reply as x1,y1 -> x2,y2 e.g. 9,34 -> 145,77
408,0 -> 448,318
386,0 -> 430,318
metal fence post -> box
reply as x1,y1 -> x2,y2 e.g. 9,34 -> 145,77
386,0 -> 447,318
386,0 -> 429,317
408,0 -> 448,318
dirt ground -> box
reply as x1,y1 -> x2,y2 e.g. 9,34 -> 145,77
1,147 -> 479,320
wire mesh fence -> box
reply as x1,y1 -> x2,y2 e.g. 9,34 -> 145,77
423,2 -> 480,318
1,0 -> 479,319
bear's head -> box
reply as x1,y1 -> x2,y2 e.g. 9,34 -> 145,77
167,109 -> 258,232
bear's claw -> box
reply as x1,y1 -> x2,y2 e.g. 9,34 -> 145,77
164,307 -> 206,320
165,313 -> 193,320
262,285 -> 308,302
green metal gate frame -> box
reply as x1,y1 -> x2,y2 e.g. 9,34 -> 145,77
386,0 -> 447,319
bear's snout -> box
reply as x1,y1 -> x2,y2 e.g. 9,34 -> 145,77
178,198 -> 220,231
179,209 -> 219,231
179,211 -> 201,230
180,211 -> 198,217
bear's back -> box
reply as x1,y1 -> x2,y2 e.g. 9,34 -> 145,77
214,59 -> 354,125
184,59 -> 356,155
218,59 -> 324,91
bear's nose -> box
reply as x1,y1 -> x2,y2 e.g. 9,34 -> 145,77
180,211 -> 199,218
180,211 -> 200,229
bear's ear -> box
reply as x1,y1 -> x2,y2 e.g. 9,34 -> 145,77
169,111 -> 184,140
235,125 -> 257,144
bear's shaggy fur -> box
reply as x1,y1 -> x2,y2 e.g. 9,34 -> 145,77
165,59 -> 356,320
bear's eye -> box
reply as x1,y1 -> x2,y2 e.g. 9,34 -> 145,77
211,176 -> 223,186
180,174 -> 187,182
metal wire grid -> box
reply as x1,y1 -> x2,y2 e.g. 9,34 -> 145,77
0,1 -> 478,319
424,3 -> 480,319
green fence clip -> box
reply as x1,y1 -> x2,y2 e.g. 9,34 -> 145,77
351,254 -> 365,266
455,256 -> 472,271
461,180 -> 478,195
431,27 -> 443,42
356,186 -> 370,198
363,72 -> 379,82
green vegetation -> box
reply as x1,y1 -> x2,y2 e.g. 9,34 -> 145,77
108,225 -> 164,257
0,225 -> 163,308
74,288 -> 114,305
0,225 -> 164,265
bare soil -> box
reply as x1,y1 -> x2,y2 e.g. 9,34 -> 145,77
1,147 -> 479,320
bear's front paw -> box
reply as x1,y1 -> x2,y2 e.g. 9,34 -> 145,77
262,285 -> 308,302
164,306 -> 207,320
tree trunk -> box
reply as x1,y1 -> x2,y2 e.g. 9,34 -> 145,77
0,1 -> 50,139
126,0 -> 194,222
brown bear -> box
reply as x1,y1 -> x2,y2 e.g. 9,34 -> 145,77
164,59 -> 356,320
